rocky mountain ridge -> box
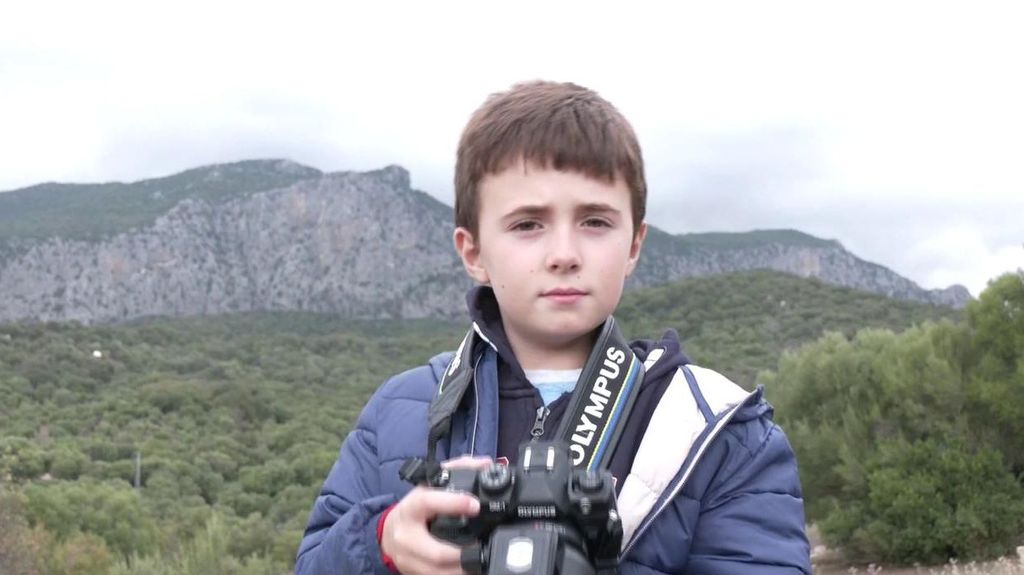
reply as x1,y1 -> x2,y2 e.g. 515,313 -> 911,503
0,160 -> 971,324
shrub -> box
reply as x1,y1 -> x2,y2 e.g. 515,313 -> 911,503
822,438 -> 1024,564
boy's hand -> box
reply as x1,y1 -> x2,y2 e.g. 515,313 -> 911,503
381,456 -> 492,575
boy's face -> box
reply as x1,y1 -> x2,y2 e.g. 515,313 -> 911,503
454,160 -> 646,360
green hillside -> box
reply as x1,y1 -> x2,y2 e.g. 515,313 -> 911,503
0,270 -> 960,572
0,160 -> 321,243
617,269 -> 959,385
640,227 -> 842,257
677,228 -> 841,250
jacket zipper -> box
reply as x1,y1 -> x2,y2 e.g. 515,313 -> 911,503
530,406 -> 550,440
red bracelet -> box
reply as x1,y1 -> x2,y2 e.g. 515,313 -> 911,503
377,504 -> 400,573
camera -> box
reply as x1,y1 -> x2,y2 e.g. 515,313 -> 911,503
427,441 -> 622,575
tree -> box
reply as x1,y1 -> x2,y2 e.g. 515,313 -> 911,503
766,321 -> 971,520
965,272 -> 1024,473
0,488 -> 47,575
0,437 -> 46,481
821,438 -> 1024,564
107,514 -> 280,575
23,480 -> 157,560
49,532 -> 114,575
48,445 -> 88,480
766,276 -> 1024,564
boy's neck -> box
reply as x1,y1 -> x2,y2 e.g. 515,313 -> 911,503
505,327 -> 597,371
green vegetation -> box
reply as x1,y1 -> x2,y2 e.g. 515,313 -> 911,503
769,272 -> 1024,565
639,227 -> 842,259
0,160 -> 321,243
617,270 -> 959,385
0,313 -> 462,573
0,270 -> 979,572
677,228 -> 841,250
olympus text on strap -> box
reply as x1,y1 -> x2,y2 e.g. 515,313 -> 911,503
554,317 -> 644,471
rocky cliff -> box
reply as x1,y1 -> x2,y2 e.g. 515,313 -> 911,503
0,160 -> 971,324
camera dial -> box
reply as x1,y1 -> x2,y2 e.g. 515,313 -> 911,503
480,464 -> 512,494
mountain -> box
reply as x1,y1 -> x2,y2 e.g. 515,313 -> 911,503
638,228 -> 970,308
0,160 -> 971,324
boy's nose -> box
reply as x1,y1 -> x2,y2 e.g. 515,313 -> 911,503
545,231 -> 581,273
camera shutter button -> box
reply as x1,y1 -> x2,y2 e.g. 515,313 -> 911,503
576,471 -> 604,493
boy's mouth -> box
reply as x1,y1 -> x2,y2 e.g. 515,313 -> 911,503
541,288 -> 588,304
542,288 -> 587,295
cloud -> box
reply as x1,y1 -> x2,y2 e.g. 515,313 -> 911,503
1,0 -> 1022,296
644,125 -> 1023,295
908,227 -> 1024,297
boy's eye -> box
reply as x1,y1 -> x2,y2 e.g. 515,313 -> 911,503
583,218 -> 612,228
511,220 -> 541,232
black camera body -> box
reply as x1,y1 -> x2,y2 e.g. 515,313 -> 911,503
427,441 -> 622,575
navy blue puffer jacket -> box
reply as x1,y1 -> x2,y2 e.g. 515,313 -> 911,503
295,290 -> 811,574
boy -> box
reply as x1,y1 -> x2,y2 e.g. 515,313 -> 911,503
295,81 -> 811,574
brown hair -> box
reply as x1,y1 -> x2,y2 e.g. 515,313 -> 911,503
454,80 -> 646,237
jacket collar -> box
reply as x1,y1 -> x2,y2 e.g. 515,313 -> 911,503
465,286 -> 690,388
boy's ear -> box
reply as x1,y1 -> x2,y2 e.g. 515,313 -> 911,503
625,222 -> 648,277
453,227 -> 490,284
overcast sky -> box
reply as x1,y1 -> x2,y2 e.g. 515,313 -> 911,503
1,1 -> 1021,296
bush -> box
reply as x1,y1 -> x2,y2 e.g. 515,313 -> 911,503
1,438 -> 47,481
108,514 -> 280,575
766,321 -> 970,520
49,446 -> 88,480
49,532 -> 115,575
22,480 -> 158,559
965,272 -> 1024,473
768,273 -> 1024,565
822,438 -> 1024,564
0,488 -> 48,575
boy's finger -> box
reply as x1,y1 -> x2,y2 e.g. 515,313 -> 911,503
405,535 -> 464,571
407,488 -> 480,520
442,455 -> 494,470
402,557 -> 465,575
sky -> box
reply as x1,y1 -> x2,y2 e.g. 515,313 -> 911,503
1,1 -> 1021,297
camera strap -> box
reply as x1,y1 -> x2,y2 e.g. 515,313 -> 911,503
555,317 -> 644,472
424,325 -> 481,469
424,317 -> 644,474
